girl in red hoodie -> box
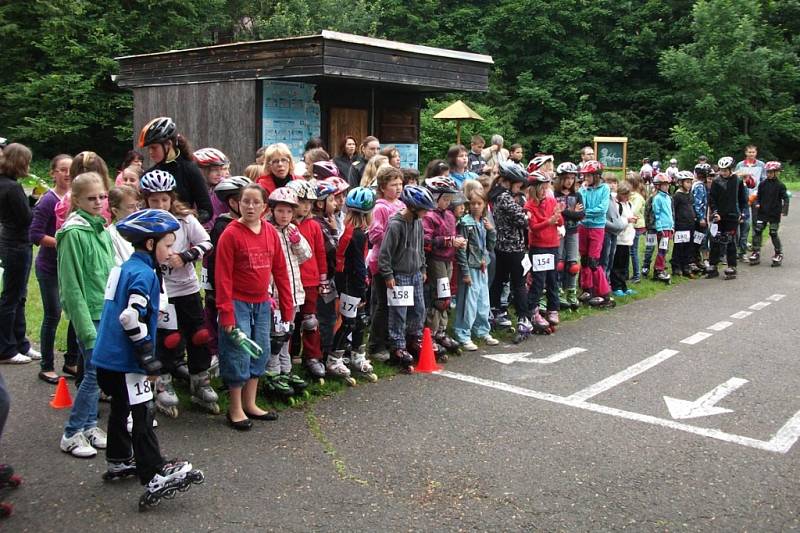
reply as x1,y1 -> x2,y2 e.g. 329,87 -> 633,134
525,172 -> 563,331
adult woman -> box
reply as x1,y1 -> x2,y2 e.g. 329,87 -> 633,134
334,136 -> 359,184
0,143 -> 38,364
256,143 -> 297,195
348,136 -> 380,189
138,116 -> 212,223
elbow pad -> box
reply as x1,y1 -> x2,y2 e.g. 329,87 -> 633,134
119,293 -> 149,343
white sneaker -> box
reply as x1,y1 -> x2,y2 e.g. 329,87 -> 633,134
481,334 -> 500,346
60,432 -> 97,458
461,340 -> 478,351
83,427 -> 107,449
23,347 -> 42,360
0,354 -> 32,364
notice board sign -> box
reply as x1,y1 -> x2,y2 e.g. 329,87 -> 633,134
593,136 -> 628,174
262,81 -> 321,160
389,143 -> 419,169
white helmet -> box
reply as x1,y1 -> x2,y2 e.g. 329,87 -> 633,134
556,162 -> 578,175
669,158 -> 678,165
286,179 -> 318,200
717,156 -> 735,169
140,169 -> 176,193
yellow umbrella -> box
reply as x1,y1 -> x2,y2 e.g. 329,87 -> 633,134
433,100 -> 484,145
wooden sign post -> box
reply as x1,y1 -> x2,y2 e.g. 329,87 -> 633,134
593,136 -> 628,176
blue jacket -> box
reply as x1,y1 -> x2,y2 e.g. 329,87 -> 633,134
451,170 -> 478,190
652,191 -> 674,231
579,183 -> 610,229
691,181 -> 708,221
92,251 -> 161,374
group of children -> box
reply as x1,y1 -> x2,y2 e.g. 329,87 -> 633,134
0,119 -> 791,511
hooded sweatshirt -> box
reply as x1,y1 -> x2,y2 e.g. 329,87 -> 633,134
579,183 -> 610,229
378,211 -> 426,282
368,197 -> 405,275
422,207 -> 458,262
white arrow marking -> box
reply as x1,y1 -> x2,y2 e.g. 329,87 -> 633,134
749,301 -> 771,310
664,378 -> 748,420
730,310 -> 752,319
680,331 -> 713,345
707,321 -> 733,332
767,294 -> 786,302
482,347 -> 587,365
480,352 -> 531,365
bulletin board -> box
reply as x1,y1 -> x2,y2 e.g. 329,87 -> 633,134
390,143 -> 419,169
262,81 -> 321,160
593,136 -> 628,174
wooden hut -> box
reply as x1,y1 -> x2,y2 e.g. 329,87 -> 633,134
115,31 -> 493,172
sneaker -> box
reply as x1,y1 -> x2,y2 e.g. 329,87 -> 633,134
631,277 -> 641,284
612,289 -> 626,297
370,349 -> 390,362
481,334 -> 500,346
0,354 -> 32,364
625,288 -> 637,295
23,347 -> 42,360
60,432 -> 97,458
461,340 -> 478,351
83,427 -> 107,449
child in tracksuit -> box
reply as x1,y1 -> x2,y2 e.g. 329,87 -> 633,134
706,157 -> 748,279
691,164 -> 711,269
577,161 -> 613,307
378,185 -> 433,370
749,161 -> 789,266
422,176 -> 466,361
554,163 -> 584,309
651,173 -> 674,282
453,188 -> 498,351
671,172 -> 696,277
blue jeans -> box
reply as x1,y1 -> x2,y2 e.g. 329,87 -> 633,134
600,233 -> 617,283
64,322 -> 99,438
453,266 -> 491,343
35,267 -> 61,372
0,242 -> 32,359
630,230 -> 642,279
218,300 -> 270,388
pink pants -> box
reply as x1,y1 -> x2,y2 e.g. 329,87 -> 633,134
578,226 -> 610,297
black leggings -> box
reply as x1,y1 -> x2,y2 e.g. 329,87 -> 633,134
156,292 -> 211,374
490,250 -> 529,319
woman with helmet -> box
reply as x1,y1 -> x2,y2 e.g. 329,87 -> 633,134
554,161 -> 585,310
138,117 -> 213,224
256,143 -> 297,196
487,160 -> 532,337
378,185 -> 435,370
92,208 -> 206,506
576,160 -> 614,307
194,147 -> 230,229
331,187 -> 378,382
706,156 -> 748,280
311,179 -> 340,361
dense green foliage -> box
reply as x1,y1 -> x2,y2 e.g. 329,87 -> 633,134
1,0 -> 798,166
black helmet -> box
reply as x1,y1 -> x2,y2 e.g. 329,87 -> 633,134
138,117 -> 176,148
497,160 -> 528,184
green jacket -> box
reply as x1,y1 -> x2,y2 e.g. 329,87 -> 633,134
56,210 -> 114,349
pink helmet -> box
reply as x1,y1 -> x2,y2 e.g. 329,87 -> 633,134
765,161 -> 782,171
324,176 -> 349,195
652,172 -> 670,184
193,148 -> 229,167
578,160 -> 604,175
268,187 -> 299,208
312,160 -> 340,180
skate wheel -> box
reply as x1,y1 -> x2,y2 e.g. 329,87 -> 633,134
190,470 -> 205,484
345,377 -> 357,386
302,390 -> 311,399
0,503 -> 13,518
287,397 -> 297,407
318,378 -> 325,386
7,476 -> 21,488
366,373 -> 378,383
102,472 -> 113,481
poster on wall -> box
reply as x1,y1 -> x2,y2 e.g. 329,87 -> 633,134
390,143 -> 419,170
593,136 -> 628,174
262,81 -> 321,160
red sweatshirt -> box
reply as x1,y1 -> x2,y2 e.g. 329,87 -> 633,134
215,219 -> 294,327
296,216 -> 327,287
525,196 -> 563,248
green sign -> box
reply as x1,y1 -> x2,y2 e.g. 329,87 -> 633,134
597,142 -> 624,169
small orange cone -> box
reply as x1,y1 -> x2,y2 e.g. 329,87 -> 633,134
415,327 -> 441,373
50,377 -> 73,409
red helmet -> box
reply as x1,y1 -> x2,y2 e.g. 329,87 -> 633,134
323,176 -> 349,195
312,160 -> 340,180
578,160 -> 604,175
527,171 -> 551,185
765,161 -> 782,171
527,155 -> 554,173
193,148 -> 229,168
652,172 -> 670,184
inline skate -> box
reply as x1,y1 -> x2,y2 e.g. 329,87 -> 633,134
304,357 -> 326,385
138,460 -> 204,511
155,374 -> 179,418
434,332 -> 462,357
531,309 -> 553,335
490,309 -> 514,333
513,317 -> 534,344
348,347 -> 378,383
263,371 -> 295,403
588,295 -> 616,308
0,464 -> 21,519
748,251 -> 760,265
327,352 -> 356,386
772,253 -> 783,267
102,459 -> 137,481
655,270 -> 671,284
189,371 -> 220,415
390,347 -> 415,373
723,266 -> 737,280
546,310 -> 559,331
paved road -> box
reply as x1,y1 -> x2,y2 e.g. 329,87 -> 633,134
2,214 -> 799,531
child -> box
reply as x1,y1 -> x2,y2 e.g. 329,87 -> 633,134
422,176 -> 466,361
692,163 -> 712,270
554,162 -> 584,309
525,171 -> 563,330
30,154 -> 75,382
626,174 -> 646,282
93,209 -> 204,508
367,166 -> 405,362
488,161 -> 532,331
285,180 -> 330,380
749,161 -> 788,266
706,157 -> 748,279
333,187 -> 377,379
359,155 -> 390,188
57,172 -> 115,458
468,135 -> 486,174
311,178 -> 340,362
448,144 -> 479,189
651,173 -> 674,282
577,161 -> 613,307
116,167 -> 141,189
401,167 -> 419,187
671,171 -> 696,277
266,187 -> 313,387
323,175 -> 350,237
139,170 -> 218,417
216,184 -> 295,430
378,185 -> 434,370
193,147 -> 230,229
601,173 -> 623,280
106,185 -> 141,265
611,182 -> 637,296
453,188 -> 498,350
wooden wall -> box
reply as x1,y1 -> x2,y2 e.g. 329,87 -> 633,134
133,80 -> 258,175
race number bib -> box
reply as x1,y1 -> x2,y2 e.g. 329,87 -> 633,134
646,233 -> 657,247
709,223 -> 719,237
659,237 -> 670,250
521,254 -> 533,275
199,267 -> 211,290
693,231 -> 706,244
125,373 -> 153,405
104,266 -> 121,300
436,277 -> 451,298
674,231 -> 691,244
158,303 -> 178,330
530,253 -> 555,272
387,286 -> 414,307
339,293 -> 360,318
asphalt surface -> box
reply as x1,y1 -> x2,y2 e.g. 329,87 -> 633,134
2,214 -> 799,531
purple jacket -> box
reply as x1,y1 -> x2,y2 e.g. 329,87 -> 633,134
29,189 -> 61,275
422,208 -> 457,262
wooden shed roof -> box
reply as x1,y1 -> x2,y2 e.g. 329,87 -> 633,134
115,31 -> 493,92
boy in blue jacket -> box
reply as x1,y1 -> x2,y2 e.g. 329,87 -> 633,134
92,209 -> 204,510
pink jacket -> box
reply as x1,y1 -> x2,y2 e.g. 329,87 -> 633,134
367,198 -> 404,275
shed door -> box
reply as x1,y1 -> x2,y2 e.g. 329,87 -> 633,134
329,107 -> 368,157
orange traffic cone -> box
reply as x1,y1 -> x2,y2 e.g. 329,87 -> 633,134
50,377 -> 73,409
415,327 -> 441,373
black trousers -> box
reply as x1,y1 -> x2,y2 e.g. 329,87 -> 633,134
709,219 -> 738,268
611,244 -> 630,292
490,250 -> 529,320
97,368 -> 164,484
156,292 -> 211,374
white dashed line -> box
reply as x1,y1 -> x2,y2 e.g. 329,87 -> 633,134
731,311 -> 752,319
767,294 -> 786,302
707,321 -> 733,332
749,301 -> 771,310
681,332 -> 713,345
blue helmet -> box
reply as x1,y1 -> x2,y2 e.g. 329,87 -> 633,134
345,187 -> 376,213
116,209 -> 180,243
315,181 -> 338,201
400,185 -> 435,211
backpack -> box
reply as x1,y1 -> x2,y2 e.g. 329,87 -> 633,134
644,195 -> 656,231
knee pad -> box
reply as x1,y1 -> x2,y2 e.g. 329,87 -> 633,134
580,255 -> 589,266
191,328 -> 211,346
587,257 -> 599,269
557,260 -> 565,272
568,261 -> 581,275
302,314 -> 319,331
434,298 -> 450,312
755,220 -> 765,233
163,331 -> 183,350
768,225 -> 778,237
